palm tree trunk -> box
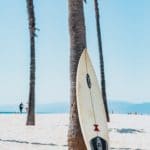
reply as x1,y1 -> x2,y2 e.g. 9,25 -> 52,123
68,0 -> 87,149
94,0 -> 110,122
26,0 -> 36,125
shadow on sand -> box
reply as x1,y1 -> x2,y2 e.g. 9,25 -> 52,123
0,138 -> 67,147
111,148 -> 144,150
116,128 -> 144,134
110,128 -> 144,134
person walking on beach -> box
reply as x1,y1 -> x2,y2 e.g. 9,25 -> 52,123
19,102 -> 24,114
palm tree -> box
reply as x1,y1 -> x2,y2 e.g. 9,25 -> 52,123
94,0 -> 110,121
26,0 -> 36,125
68,0 -> 87,149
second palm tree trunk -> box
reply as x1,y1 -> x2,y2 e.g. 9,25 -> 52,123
26,0 -> 36,126
94,0 -> 110,122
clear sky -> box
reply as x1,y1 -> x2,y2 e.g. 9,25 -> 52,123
0,0 -> 149,105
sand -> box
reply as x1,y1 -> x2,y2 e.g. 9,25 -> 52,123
0,113 -> 149,150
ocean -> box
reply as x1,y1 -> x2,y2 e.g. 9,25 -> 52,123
0,102 -> 69,114
0,101 -> 150,114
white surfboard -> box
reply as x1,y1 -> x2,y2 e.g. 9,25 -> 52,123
76,49 -> 109,150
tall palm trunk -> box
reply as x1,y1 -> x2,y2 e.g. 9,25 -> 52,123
26,0 -> 36,125
68,0 -> 87,149
94,0 -> 109,122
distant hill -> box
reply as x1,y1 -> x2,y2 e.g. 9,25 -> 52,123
108,101 -> 150,114
36,102 -> 69,113
0,101 -> 150,114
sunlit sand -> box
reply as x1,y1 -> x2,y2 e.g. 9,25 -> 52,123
0,114 -> 149,149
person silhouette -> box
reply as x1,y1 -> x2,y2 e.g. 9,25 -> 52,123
19,102 -> 23,114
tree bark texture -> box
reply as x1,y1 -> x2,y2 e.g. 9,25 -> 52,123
68,0 -> 87,149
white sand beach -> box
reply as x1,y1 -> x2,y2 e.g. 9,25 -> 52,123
0,114 -> 149,150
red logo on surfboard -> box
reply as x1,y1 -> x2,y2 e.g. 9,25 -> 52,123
94,124 -> 100,132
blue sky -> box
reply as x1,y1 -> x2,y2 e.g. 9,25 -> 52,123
0,0 -> 149,105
